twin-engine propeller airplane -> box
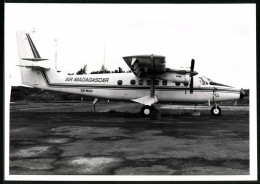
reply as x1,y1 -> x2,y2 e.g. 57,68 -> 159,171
16,32 -> 246,116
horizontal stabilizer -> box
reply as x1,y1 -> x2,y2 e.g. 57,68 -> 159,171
21,58 -> 49,61
17,64 -> 50,70
131,95 -> 158,106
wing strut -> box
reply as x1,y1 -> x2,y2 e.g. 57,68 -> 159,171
130,54 -> 159,106
150,54 -> 156,97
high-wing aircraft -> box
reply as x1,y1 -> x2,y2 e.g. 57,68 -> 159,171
16,32 -> 246,116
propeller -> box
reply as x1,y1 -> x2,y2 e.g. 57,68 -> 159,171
165,59 -> 198,94
190,59 -> 197,94
190,75 -> 194,93
191,59 -> 195,72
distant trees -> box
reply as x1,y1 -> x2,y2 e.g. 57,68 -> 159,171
90,65 -> 126,74
76,65 -> 87,75
244,89 -> 249,96
76,63 -> 131,75
90,64 -> 110,74
100,64 -> 110,73
11,86 -> 93,102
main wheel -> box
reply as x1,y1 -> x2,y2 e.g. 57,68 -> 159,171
141,105 -> 153,116
211,106 -> 221,116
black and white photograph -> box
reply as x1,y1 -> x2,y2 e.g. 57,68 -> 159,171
4,3 -> 257,181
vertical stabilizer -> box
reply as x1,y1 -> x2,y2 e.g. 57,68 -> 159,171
16,31 -> 49,86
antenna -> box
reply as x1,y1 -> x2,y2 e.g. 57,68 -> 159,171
103,44 -> 106,67
55,38 -> 58,70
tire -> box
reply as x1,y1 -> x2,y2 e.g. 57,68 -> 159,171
141,105 -> 153,116
211,106 -> 221,116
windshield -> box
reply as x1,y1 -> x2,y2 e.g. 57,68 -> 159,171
198,76 -> 212,85
198,76 -> 231,87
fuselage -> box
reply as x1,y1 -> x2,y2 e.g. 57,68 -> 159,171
24,68 -> 242,104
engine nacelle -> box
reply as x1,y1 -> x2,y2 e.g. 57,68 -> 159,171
156,72 -> 190,83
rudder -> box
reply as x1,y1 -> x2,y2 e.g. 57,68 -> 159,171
16,31 -> 49,86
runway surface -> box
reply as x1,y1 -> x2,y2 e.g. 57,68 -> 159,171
9,102 -> 249,175
10,101 -> 249,115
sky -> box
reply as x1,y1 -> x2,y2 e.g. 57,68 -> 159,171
5,3 -> 256,88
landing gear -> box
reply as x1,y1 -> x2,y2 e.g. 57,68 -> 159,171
211,105 -> 221,116
141,105 -> 155,116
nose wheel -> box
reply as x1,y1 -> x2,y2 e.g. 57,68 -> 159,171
211,105 -> 221,116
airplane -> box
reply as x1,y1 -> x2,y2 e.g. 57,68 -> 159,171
16,31 -> 246,116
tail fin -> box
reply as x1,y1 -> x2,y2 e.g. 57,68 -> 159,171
16,31 -> 50,86
17,32 -> 49,62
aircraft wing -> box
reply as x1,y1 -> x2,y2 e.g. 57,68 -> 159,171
122,55 -> 198,105
123,55 -> 166,77
17,64 -> 50,70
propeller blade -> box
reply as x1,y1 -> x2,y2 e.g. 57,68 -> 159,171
190,76 -> 194,94
190,59 -> 195,72
190,59 -> 195,93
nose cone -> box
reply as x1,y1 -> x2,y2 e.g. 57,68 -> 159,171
240,89 -> 246,99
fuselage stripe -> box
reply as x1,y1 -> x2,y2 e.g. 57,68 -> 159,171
40,71 -> 239,94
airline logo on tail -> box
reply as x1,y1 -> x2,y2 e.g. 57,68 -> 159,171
21,33 -> 48,62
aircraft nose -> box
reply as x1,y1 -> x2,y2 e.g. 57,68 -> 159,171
240,89 -> 246,99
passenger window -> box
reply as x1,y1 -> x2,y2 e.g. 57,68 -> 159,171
117,80 -> 123,85
175,82 -> 180,86
146,80 -> 159,85
138,80 -> 144,85
184,82 -> 189,86
162,80 -> 167,86
130,80 -> 136,85
147,80 -> 151,85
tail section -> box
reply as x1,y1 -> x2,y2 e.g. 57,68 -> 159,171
20,33 -> 48,61
16,31 -> 50,86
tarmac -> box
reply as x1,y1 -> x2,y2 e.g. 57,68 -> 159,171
9,102 -> 249,175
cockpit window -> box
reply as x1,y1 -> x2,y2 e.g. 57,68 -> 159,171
199,76 -> 210,85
